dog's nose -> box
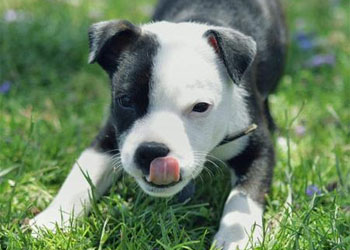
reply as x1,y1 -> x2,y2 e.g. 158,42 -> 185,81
135,142 -> 170,175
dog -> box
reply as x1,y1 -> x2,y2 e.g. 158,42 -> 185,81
29,0 -> 287,248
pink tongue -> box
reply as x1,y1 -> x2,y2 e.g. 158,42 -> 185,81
149,157 -> 180,185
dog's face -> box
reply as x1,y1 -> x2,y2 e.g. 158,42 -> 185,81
88,21 -> 256,197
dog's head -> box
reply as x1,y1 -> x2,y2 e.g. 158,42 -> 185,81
88,20 -> 256,197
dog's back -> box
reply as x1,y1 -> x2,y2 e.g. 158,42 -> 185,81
153,0 -> 287,98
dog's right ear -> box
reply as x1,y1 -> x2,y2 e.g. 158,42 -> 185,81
88,20 -> 141,74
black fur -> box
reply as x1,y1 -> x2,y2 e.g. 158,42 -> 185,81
89,20 -> 160,152
88,20 -> 142,75
110,34 -> 159,137
204,28 -> 257,84
91,116 -> 118,153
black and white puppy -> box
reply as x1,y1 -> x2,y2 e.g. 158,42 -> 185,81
30,0 -> 287,248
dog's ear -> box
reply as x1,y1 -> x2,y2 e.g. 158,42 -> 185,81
204,28 -> 257,84
88,20 -> 141,74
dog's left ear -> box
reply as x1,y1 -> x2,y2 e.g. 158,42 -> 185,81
204,28 -> 257,84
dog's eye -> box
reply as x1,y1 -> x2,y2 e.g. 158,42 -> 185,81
117,95 -> 133,109
192,102 -> 210,113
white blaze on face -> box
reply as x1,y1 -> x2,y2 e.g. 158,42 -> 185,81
120,21 -> 250,196
147,22 -> 234,149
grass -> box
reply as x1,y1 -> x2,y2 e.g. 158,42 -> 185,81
0,0 -> 349,249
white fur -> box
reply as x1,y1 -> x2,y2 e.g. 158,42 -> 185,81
120,21 -> 250,197
30,148 -> 117,235
210,85 -> 251,161
214,172 -> 263,249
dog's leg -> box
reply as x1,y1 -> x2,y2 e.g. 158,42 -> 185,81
214,134 -> 274,249
30,119 -> 119,234
213,173 -> 264,249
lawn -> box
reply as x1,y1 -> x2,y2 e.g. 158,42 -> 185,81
0,0 -> 349,249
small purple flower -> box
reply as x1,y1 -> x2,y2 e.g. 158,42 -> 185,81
0,81 -> 11,94
294,125 -> 306,137
294,31 -> 314,51
305,54 -> 335,68
306,185 -> 322,196
3,9 -> 27,23
4,9 -> 18,22
330,0 -> 341,7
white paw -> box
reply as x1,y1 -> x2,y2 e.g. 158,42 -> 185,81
29,207 -> 72,237
213,223 -> 262,250
213,189 -> 264,249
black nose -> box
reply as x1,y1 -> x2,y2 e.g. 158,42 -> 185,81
135,142 -> 170,175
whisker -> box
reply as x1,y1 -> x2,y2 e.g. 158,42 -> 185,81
204,165 -> 215,179
110,154 -> 122,162
103,148 -> 121,154
206,154 -> 227,166
205,159 -> 224,176
111,159 -> 122,166
192,151 -> 226,177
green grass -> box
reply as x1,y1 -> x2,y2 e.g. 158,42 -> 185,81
0,0 -> 349,249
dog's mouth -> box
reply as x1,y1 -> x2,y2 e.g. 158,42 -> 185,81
129,156 -> 196,197
138,174 -> 189,197
142,175 -> 182,188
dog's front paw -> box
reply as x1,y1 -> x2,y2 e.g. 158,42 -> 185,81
29,208 -> 71,237
213,227 -> 246,250
213,224 -> 262,250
